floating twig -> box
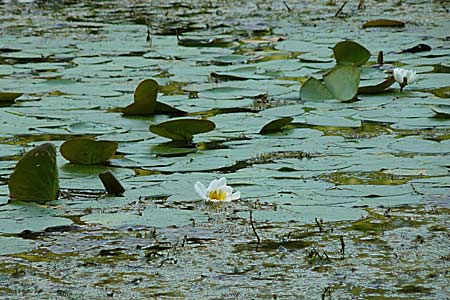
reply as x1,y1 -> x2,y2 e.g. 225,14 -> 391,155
283,1 -> 292,12
249,210 -> 261,245
315,217 -> 324,233
334,1 -> 347,17
339,236 -> 345,258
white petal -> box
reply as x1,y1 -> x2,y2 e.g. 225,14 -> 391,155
194,182 -> 207,199
211,177 -> 226,190
230,191 -> 241,201
207,178 -> 219,190
393,68 -> 403,83
221,186 -> 233,195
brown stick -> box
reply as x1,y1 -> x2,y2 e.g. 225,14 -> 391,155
249,210 -> 260,245
99,170 -> 125,195
335,1 -> 347,17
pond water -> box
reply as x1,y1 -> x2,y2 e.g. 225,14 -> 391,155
0,0 -> 449,298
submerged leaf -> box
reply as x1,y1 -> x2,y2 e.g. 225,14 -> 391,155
8,143 -> 59,203
149,119 -> 215,142
299,77 -> 334,101
333,41 -> 370,67
259,117 -> 294,134
324,65 -> 360,101
60,138 -> 118,165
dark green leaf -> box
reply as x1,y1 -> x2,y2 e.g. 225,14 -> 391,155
8,143 -> 59,203
122,79 -> 158,115
60,138 -> 118,165
149,119 -> 215,142
259,117 -> 294,134
0,92 -> 23,102
358,76 -> 396,94
333,41 -> 370,67
362,19 -> 405,29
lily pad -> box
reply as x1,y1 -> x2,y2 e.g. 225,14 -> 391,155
149,119 -> 216,142
122,79 -> 158,115
358,76 -> 396,94
299,77 -> 334,101
60,138 -> 118,165
333,41 -> 370,67
259,117 -> 294,134
362,19 -> 405,29
0,92 -> 23,102
8,143 -> 59,203
323,65 -> 360,101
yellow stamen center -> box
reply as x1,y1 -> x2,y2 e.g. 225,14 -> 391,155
207,189 -> 227,201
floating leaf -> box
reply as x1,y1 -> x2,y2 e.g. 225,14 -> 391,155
122,79 -> 186,116
300,77 -> 334,101
333,41 -> 370,67
177,36 -> 237,47
259,117 -> 294,134
358,76 -> 396,94
362,19 -> 405,29
323,65 -> 360,101
155,101 -> 186,116
0,92 -> 23,102
122,79 -> 158,115
401,43 -> 432,54
60,138 -> 118,165
431,106 -> 450,118
149,119 -> 215,142
8,143 -> 59,203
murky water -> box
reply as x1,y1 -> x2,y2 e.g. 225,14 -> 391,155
0,0 -> 449,298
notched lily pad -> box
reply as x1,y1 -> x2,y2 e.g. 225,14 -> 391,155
259,117 -> 294,134
149,118 -> 216,143
362,19 -> 405,29
0,92 -> 23,102
122,79 -> 186,116
8,143 -> 59,203
60,138 -> 118,165
333,41 -> 370,67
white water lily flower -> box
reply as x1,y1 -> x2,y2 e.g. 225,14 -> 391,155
393,67 -> 418,91
194,177 -> 240,202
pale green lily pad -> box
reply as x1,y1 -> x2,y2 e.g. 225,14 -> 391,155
299,77 -> 334,101
81,207 -> 204,229
0,202 -> 72,234
0,237 -> 37,255
323,65 -> 360,101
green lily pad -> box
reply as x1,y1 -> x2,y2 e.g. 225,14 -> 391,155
299,77 -> 334,101
323,65 -> 360,101
362,19 -> 405,29
431,106 -> 450,118
60,138 -> 118,165
8,143 -> 59,203
122,79 -> 186,116
149,119 -> 216,143
333,41 -> 370,67
259,117 -> 294,134
0,92 -> 23,102
122,79 -> 158,115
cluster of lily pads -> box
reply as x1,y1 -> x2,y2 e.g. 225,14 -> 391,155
6,40 -> 418,204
